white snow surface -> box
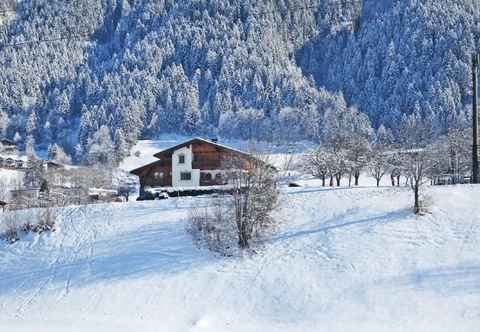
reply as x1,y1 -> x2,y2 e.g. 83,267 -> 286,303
1,183 -> 480,331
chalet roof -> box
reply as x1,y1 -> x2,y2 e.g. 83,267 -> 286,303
46,160 -> 63,167
130,159 -> 164,176
153,137 -> 250,159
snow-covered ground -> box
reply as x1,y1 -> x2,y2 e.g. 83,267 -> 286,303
1,181 -> 479,331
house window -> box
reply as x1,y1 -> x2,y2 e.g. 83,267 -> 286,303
154,172 -> 164,179
201,172 -> 212,181
180,172 -> 191,181
178,154 -> 185,164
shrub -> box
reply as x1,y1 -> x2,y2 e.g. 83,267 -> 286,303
188,153 -> 279,253
1,206 -> 58,243
1,211 -> 21,243
187,200 -> 237,255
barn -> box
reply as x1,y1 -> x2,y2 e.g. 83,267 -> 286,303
130,138 -> 255,195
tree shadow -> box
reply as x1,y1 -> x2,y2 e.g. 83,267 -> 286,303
377,264 -> 480,296
269,208 -> 412,243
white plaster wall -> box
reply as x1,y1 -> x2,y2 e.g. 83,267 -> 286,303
172,145 -> 200,187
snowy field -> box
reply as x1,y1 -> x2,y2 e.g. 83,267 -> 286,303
0,181 -> 479,331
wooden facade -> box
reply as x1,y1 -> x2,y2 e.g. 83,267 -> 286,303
131,138 -> 253,193
132,159 -> 173,189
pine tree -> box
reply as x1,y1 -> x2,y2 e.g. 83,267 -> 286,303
114,128 -> 130,164
85,126 -> 115,166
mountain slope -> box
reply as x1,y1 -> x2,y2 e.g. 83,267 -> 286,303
0,0 -> 478,157
1,183 -> 479,331
298,0 -> 479,132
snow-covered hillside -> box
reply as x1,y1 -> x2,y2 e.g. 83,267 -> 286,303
1,183 -> 480,331
1,0 -> 478,155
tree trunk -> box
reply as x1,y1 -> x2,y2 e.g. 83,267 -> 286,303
348,172 -> 352,187
238,220 -> 249,248
376,178 -> 380,187
336,174 -> 341,186
238,231 -> 249,248
329,175 -> 334,187
414,184 -> 420,214
396,175 -> 400,187
354,171 -> 360,186
391,174 -> 395,186
321,175 -> 326,187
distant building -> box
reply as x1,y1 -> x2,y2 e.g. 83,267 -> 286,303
14,159 -> 26,169
4,157 -> 16,168
0,138 -> 17,153
10,188 -> 41,204
130,138 -> 256,195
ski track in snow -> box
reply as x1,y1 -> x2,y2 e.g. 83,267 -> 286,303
0,184 -> 480,331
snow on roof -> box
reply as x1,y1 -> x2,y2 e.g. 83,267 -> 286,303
130,138 -> 253,175
153,137 -> 251,159
191,137 -> 251,156
0,153 -> 28,161
130,159 -> 164,175
382,148 -> 425,156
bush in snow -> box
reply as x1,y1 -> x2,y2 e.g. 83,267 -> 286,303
0,205 -> 58,243
35,206 -> 58,234
187,199 -> 237,255
1,214 -> 20,244
188,153 -> 279,253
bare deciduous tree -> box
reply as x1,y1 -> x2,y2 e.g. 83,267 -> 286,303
227,155 -> 278,248
188,153 -> 279,252
0,178 -> 9,203
304,148 -> 329,186
368,154 -> 390,187
401,149 -> 433,214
